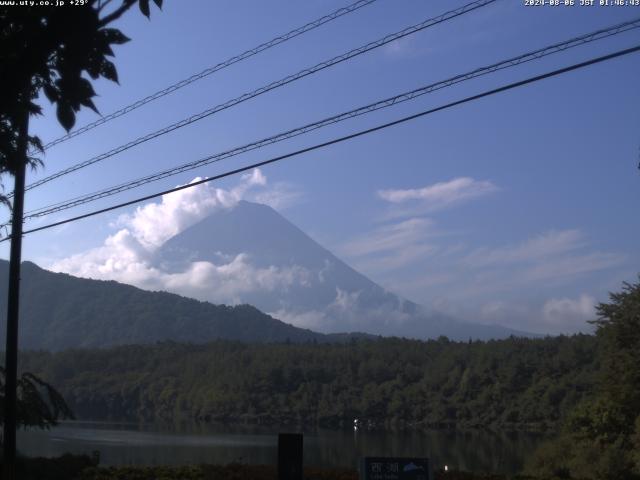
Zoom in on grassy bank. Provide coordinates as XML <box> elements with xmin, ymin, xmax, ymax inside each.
<box><xmin>75</xmin><ymin>466</ymin><xmax>573</xmax><ymax>480</ymax></box>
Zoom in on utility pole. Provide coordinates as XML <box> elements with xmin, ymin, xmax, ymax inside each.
<box><xmin>3</xmin><ymin>87</ymin><xmax>30</xmax><ymax>480</ymax></box>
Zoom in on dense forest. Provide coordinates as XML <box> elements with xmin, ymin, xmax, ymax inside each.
<box><xmin>10</xmin><ymin>279</ymin><xmax>640</xmax><ymax>479</ymax></box>
<box><xmin>19</xmin><ymin>334</ymin><xmax>598</xmax><ymax>431</ymax></box>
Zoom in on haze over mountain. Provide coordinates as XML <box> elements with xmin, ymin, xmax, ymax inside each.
<box><xmin>0</xmin><ymin>256</ymin><xmax>524</xmax><ymax>351</ymax></box>
<box><xmin>150</xmin><ymin>200</ymin><xmax>529</xmax><ymax>340</ymax></box>
<box><xmin>0</xmin><ymin>260</ymin><xmax>371</xmax><ymax>350</ymax></box>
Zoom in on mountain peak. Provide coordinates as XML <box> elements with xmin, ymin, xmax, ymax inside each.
<box><xmin>152</xmin><ymin>201</ymin><xmax>531</xmax><ymax>340</ymax></box>
<box><xmin>158</xmin><ymin>200</ymin><xmax>333</xmax><ymax>271</ymax></box>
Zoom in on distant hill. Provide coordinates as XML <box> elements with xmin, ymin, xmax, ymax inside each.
<box><xmin>0</xmin><ymin>260</ymin><xmax>359</xmax><ymax>350</ymax></box>
<box><xmin>154</xmin><ymin>200</ymin><xmax>532</xmax><ymax>340</ymax></box>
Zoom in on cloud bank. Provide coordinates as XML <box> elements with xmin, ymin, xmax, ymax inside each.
<box><xmin>335</xmin><ymin>174</ymin><xmax>624</xmax><ymax>334</ymax></box>
<box><xmin>542</xmin><ymin>294</ymin><xmax>597</xmax><ymax>329</ymax></box>
<box><xmin>50</xmin><ymin>170</ymin><xmax>310</xmax><ymax>306</ymax></box>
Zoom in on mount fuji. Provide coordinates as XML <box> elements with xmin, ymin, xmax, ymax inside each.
<box><xmin>151</xmin><ymin>200</ymin><xmax>529</xmax><ymax>340</ymax></box>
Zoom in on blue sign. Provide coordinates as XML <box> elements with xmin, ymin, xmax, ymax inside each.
<box><xmin>361</xmin><ymin>457</ymin><xmax>432</xmax><ymax>480</ymax></box>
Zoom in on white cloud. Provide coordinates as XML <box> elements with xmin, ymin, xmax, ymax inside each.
<box><xmin>338</xmin><ymin>215</ymin><xmax>471</xmax><ymax>277</ymax></box>
<box><xmin>458</xmin><ymin>230</ymin><xmax>624</xmax><ymax>290</ymax></box>
<box><xmin>268</xmin><ymin>287</ymin><xmax>413</xmax><ymax>334</ymax></box>
<box><xmin>377</xmin><ymin>177</ymin><xmax>497</xmax><ymax>212</ymax></box>
<box><xmin>53</xmin><ymin>249</ymin><xmax>310</xmax><ymax>306</ymax></box>
<box><xmin>479</xmin><ymin>295</ymin><xmax>598</xmax><ymax>334</ymax></box>
<box><xmin>251</xmin><ymin>181</ymin><xmax>302</xmax><ymax>210</ymax></box>
<box><xmin>383</xmin><ymin>37</ymin><xmax>415</xmax><ymax>57</ymax></box>
<box><xmin>462</xmin><ymin>230</ymin><xmax>586</xmax><ymax>268</ymax></box>
<box><xmin>341</xmin><ymin>218</ymin><xmax>433</xmax><ymax>257</ymax></box>
<box><xmin>542</xmin><ymin>294</ymin><xmax>596</xmax><ymax>327</ymax></box>
<box><xmin>373</xmin><ymin>226</ymin><xmax>624</xmax><ymax>332</ymax></box>
<box><xmin>49</xmin><ymin>170</ymin><xmax>310</xmax><ymax>305</ymax></box>
<box><xmin>331</xmin><ymin>287</ymin><xmax>361</xmax><ymax>311</ymax></box>
<box><xmin>352</xmin><ymin>243</ymin><xmax>437</xmax><ymax>273</ymax></box>
<box><xmin>118</xmin><ymin>171</ymin><xmax>267</xmax><ymax>250</ymax></box>
<box><xmin>160</xmin><ymin>256</ymin><xmax>310</xmax><ymax>305</ymax></box>
<box><xmin>268</xmin><ymin>309</ymin><xmax>329</xmax><ymax>331</ymax></box>
<box><xmin>523</xmin><ymin>252</ymin><xmax>624</xmax><ymax>283</ymax></box>
<box><xmin>383</xmin><ymin>35</ymin><xmax>433</xmax><ymax>59</ymax></box>
<box><xmin>339</xmin><ymin>218</ymin><xmax>436</xmax><ymax>274</ymax></box>
<box><xmin>425</xmin><ymin>295</ymin><xmax>597</xmax><ymax>335</ymax></box>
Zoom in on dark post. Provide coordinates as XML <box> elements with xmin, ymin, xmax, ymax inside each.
<box><xmin>278</xmin><ymin>433</ymin><xmax>303</xmax><ymax>480</ymax></box>
<box><xmin>3</xmin><ymin>89</ymin><xmax>30</xmax><ymax>480</ymax></box>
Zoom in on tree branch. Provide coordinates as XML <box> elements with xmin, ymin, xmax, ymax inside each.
<box><xmin>98</xmin><ymin>0</ymin><xmax>116</xmax><ymax>13</ymax></box>
<box><xmin>98</xmin><ymin>0</ymin><xmax>137</xmax><ymax>27</ymax></box>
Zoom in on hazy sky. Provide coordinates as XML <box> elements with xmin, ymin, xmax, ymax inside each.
<box><xmin>2</xmin><ymin>0</ymin><xmax>639</xmax><ymax>334</ymax></box>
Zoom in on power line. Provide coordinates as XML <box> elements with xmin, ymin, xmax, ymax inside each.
<box><xmin>18</xmin><ymin>0</ymin><xmax>497</xmax><ymax>196</ymax></box>
<box><xmin>22</xmin><ymin>17</ymin><xmax>640</xmax><ymax>220</ymax></box>
<box><xmin>5</xmin><ymin>43</ymin><xmax>638</xmax><ymax>242</ymax></box>
<box><xmin>38</xmin><ymin>0</ymin><xmax>381</xmax><ymax>152</ymax></box>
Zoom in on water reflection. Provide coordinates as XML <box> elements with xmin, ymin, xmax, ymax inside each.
<box><xmin>17</xmin><ymin>422</ymin><xmax>546</xmax><ymax>474</ymax></box>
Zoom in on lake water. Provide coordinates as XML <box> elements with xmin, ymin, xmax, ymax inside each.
<box><xmin>17</xmin><ymin>422</ymin><xmax>547</xmax><ymax>474</ymax></box>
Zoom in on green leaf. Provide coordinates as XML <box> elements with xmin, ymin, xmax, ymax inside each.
<box><xmin>43</xmin><ymin>83</ymin><xmax>59</xmax><ymax>103</ymax></box>
<box><xmin>56</xmin><ymin>103</ymin><xmax>75</xmax><ymax>131</ymax></box>
<box><xmin>102</xmin><ymin>42</ymin><xmax>115</xmax><ymax>57</ymax></box>
<box><xmin>139</xmin><ymin>0</ymin><xmax>150</xmax><ymax>18</ymax></box>
<box><xmin>28</xmin><ymin>102</ymin><xmax>43</xmax><ymax>116</ymax></box>
<box><xmin>80</xmin><ymin>97</ymin><xmax>99</xmax><ymax>114</ymax></box>
<box><xmin>100</xmin><ymin>60</ymin><xmax>119</xmax><ymax>84</ymax></box>
<box><xmin>28</xmin><ymin>135</ymin><xmax>44</xmax><ymax>154</ymax></box>
<box><xmin>77</xmin><ymin>77</ymin><xmax>97</xmax><ymax>99</ymax></box>
<box><xmin>86</xmin><ymin>53</ymin><xmax>102</xmax><ymax>79</ymax></box>
<box><xmin>102</xmin><ymin>28</ymin><xmax>130</xmax><ymax>45</ymax></box>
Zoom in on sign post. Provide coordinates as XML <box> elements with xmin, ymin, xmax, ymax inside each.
<box><xmin>278</xmin><ymin>433</ymin><xmax>303</xmax><ymax>480</ymax></box>
<box><xmin>361</xmin><ymin>457</ymin><xmax>432</xmax><ymax>480</ymax></box>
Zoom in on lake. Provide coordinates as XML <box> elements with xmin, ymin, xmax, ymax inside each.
<box><xmin>17</xmin><ymin>422</ymin><xmax>547</xmax><ymax>474</ymax></box>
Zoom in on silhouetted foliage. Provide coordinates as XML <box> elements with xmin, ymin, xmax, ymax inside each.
<box><xmin>525</xmin><ymin>278</ymin><xmax>640</xmax><ymax>479</ymax></box>
<box><xmin>0</xmin><ymin>0</ymin><xmax>161</xmax><ymax>440</ymax></box>
<box><xmin>0</xmin><ymin>0</ymin><xmax>162</xmax><ymax>198</ymax></box>
<box><xmin>0</xmin><ymin>367</ymin><xmax>73</xmax><ymax>430</ymax></box>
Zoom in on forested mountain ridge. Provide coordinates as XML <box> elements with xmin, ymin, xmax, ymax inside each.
<box><xmin>19</xmin><ymin>335</ymin><xmax>598</xmax><ymax>431</ymax></box>
<box><xmin>0</xmin><ymin>260</ymin><xmax>355</xmax><ymax>350</ymax></box>
<box><xmin>0</xmin><ymin>258</ymin><xmax>523</xmax><ymax>350</ymax></box>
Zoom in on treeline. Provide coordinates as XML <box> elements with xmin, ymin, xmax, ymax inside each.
<box><xmin>19</xmin><ymin>334</ymin><xmax>598</xmax><ymax>431</ymax></box>
<box><xmin>524</xmin><ymin>279</ymin><xmax>640</xmax><ymax>479</ymax></box>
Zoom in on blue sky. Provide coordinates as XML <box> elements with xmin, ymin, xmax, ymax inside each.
<box><xmin>2</xmin><ymin>0</ymin><xmax>639</xmax><ymax>334</ymax></box>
